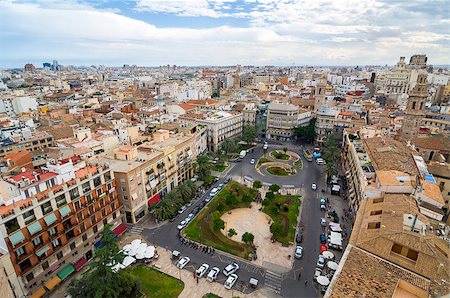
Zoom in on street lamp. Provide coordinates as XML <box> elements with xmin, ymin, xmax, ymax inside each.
<box><xmin>152</xmin><ymin>232</ymin><xmax>156</xmax><ymax>246</ymax></box>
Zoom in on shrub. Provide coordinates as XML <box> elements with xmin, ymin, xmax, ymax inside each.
<box><xmin>269</xmin><ymin>184</ymin><xmax>280</xmax><ymax>193</ymax></box>
<box><xmin>242</xmin><ymin>195</ymin><xmax>252</xmax><ymax>203</ymax></box>
<box><xmin>282</xmin><ymin>204</ymin><xmax>289</xmax><ymax>212</ymax></box>
<box><xmin>253</xmin><ymin>180</ymin><xmax>262</xmax><ymax>189</ymax></box>
<box><xmin>216</xmin><ymin>202</ymin><xmax>225</xmax><ymax>212</ymax></box>
<box><xmin>265</xmin><ymin>192</ymin><xmax>275</xmax><ymax>200</ymax></box>
<box><xmin>270</xmin><ymin>222</ymin><xmax>282</xmax><ymax>235</ymax></box>
<box><xmin>270</xmin><ymin>205</ymin><xmax>279</xmax><ymax>214</ymax></box>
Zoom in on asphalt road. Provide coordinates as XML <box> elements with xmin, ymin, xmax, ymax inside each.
<box><xmin>141</xmin><ymin>143</ymin><xmax>327</xmax><ymax>297</ymax></box>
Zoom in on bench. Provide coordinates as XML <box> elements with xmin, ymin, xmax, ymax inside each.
<box><xmin>153</xmin><ymin>264</ymin><xmax>161</xmax><ymax>269</ymax></box>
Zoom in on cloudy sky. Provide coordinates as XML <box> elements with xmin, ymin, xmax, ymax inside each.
<box><xmin>0</xmin><ymin>0</ymin><xmax>449</xmax><ymax>67</ymax></box>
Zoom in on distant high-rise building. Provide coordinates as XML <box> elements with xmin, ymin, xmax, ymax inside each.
<box><xmin>400</xmin><ymin>72</ymin><xmax>428</xmax><ymax>141</ymax></box>
<box><xmin>409</xmin><ymin>54</ymin><xmax>428</xmax><ymax>69</ymax></box>
<box><xmin>42</xmin><ymin>62</ymin><xmax>51</xmax><ymax>68</ymax></box>
<box><xmin>24</xmin><ymin>64</ymin><xmax>35</xmax><ymax>73</ymax></box>
<box><xmin>52</xmin><ymin>60</ymin><xmax>58</xmax><ymax>71</ymax></box>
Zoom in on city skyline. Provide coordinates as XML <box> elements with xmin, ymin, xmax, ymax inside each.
<box><xmin>1</xmin><ymin>0</ymin><xmax>449</xmax><ymax>68</ymax></box>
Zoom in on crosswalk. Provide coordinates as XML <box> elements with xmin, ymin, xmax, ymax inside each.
<box><xmin>127</xmin><ymin>226</ymin><xmax>144</xmax><ymax>234</ymax></box>
<box><xmin>265</xmin><ymin>271</ymin><xmax>283</xmax><ymax>294</ymax></box>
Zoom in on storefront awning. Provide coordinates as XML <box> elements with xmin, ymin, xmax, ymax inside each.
<box><xmin>73</xmin><ymin>257</ymin><xmax>88</xmax><ymax>271</ymax></box>
<box><xmin>148</xmin><ymin>193</ymin><xmax>161</xmax><ymax>207</ymax></box>
<box><xmin>112</xmin><ymin>223</ymin><xmax>127</xmax><ymax>237</ymax></box>
<box><xmin>9</xmin><ymin>230</ymin><xmax>25</xmax><ymax>246</ymax></box>
<box><xmin>44</xmin><ymin>276</ymin><xmax>61</xmax><ymax>290</ymax></box>
<box><xmin>30</xmin><ymin>287</ymin><xmax>46</xmax><ymax>298</ymax></box>
<box><xmin>28</xmin><ymin>221</ymin><xmax>43</xmax><ymax>236</ymax></box>
<box><xmin>57</xmin><ymin>264</ymin><xmax>75</xmax><ymax>280</ymax></box>
<box><xmin>44</xmin><ymin>213</ymin><xmax>57</xmax><ymax>226</ymax></box>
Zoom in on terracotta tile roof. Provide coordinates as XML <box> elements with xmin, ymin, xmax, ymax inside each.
<box><xmin>421</xmin><ymin>181</ymin><xmax>445</xmax><ymax>205</ymax></box>
<box><xmin>3</xmin><ymin>150</ymin><xmax>30</xmax><ymax>161</ymax></box>
<box><xmin>177</xmin><ymin>103</ymin><xmax>196</xmax><ymax>111</ymax></box>
<box><xmin>413</xmin><ymin>136</ymin><xmax>450</xmax><ymax>152</ymax></box>
<box><xmin>363</xmin><ymin>137</ymin><xmax>418</xmax><ymax>175</ymax></box>
<box><xmin>186</xmin><ymin>99</ymin><xmax>219</xmax><ymax>106</ymax></box>
<box><xmin>376</xmin><ymin>170</ymin><xmax>414</xmax><ymax>187</ymax></box>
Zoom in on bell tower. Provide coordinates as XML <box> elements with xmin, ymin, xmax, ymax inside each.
<box><xmin>314</xmin><ymin>81</ymin><xmax>326</xmax><ymax>114</ymax></box>
<box><xmin>400</xmin><ymin>72</ymin><xmax>428</xmax><ymax>141</ymax></box>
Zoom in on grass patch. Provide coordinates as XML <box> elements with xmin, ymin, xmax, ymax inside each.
<box><xmin>126</xmin><ymin>266</ymin><xmax>184</xmax><ymax>298</ymax></box>
<box><xmin>203</xmin><ymin>294</ymin><xmax>222</xmax><ymax>298</ymax></box>
<box><xmin>212</xmin><ymin>164</ymin><xmax>227</xmax><ymax>172</ymax></box>
<box><xmin>271</xmin><ymin>151</ymin><xmax>290</xmax><ymax>160</ymax></box>
<box><xmin>294</xmin><ymin>160</ymin><xmax>303</xmax><ymax>168</ymax></box>
<box><xmin>267</xmin><ymin>166</ymin><xmax>291</xmax><ymax>176</ymax></box>
<box><xmin>257</xmin><ymin>157</ymin><xmax>271</xmax><ymax>167</ymax></box>
<box><xmin>263</xmin><ymin>194</ymin><xmax>300</xmax><ymax>245</ymax></box>
<box><xmin>184</xmin><ymin>181</ymin><xmax>257</xmax><ymax>259</ymax></box>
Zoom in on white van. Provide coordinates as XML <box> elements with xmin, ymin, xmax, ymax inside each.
<box><xmin>316</xmin><ymin>158</ymin><xmax>324</xmax><ymax>165</ymax></box>
<box><xmin>239</xmin><ymin>150</ymin><xmax>247</xmax><ymax>159</ymax></box>
<box><xmin>210</xmin><ymin>188</ymin><xmax>219</xmax><ymax>197</ymax></box>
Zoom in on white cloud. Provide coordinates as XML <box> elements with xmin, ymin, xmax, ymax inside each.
<box><xmin>135</xmin><ymin>0</ymin><xmax>237</xmax><ymax>18</ymax></box>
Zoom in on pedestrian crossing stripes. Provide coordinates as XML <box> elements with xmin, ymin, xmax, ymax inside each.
<box><xmin>128</xmin><ymin>226</ymin><xmax>144</xmax><ymax>234</ymax></box>
<box><xmin>265</xmin><ymin>271</ymin><xmax>283</xmax><ymax>294</ymax></box>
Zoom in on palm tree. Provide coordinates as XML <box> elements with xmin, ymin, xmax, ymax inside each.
<box><xmin>178</xmin><ymin>182</ymin><xmax>194</xmax><ymax>203</ymax></box>
<box><xmin>150</xmin><ymin>199</ymin><xmax>174</xmax><ymax>220</ymax></box>
<box><xmin>195</xmin><ymin>154</ymin><xmax>211</xmax><ymax>181</ymax></box>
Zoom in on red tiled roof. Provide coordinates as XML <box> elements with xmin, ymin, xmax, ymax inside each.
<box><xmin>177</xmin><ymin>103</ymin><xmax>196</xmax><ymax>111</ymax></box>
<box><xmin>7</xmin><ymin>170</ymin><xmax>57</xmax><ymax>183</ymax></box>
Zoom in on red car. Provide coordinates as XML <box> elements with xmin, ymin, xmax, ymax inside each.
<box><xmin>320</xmin><ymin>244</ymin><xmax>327</xmax><ymax>253</ymax></box>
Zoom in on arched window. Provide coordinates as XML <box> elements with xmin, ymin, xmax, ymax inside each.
<box><xmin>412</xmin><ymin>102</ymin><xmax>416</xmax><ymax>110</ymax></box>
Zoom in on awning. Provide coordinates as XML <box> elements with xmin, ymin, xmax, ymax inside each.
<box><xmin>28</xmin><ymin>221</ymin><xmax>43</xmax><ymax>236</ymax></box>
<box><xmin>9</xmin><ymin>230</ymin><xmax>25</xmax><ymax>246</ymax></box>
<box><xmin>57</xmin><ymin>264</ymin><xmax>75</xmax><ymax>280</ymax></box>
<box><xmin>112</xmin><ymin>223</ymin><xmax>127</xmax><ymax>236</ymax></box>
<box><xmin>29</xmin><ymin>287</ymin><xmax>46</xmax><ymax>298</ymax></box>
<box><xmin>36</xmin><ymin>245</ymin><xmax>50</xmax><ymax>257</ymax></box>
<box><xmin>148</xmin><ymin>193</ymin><xmax>161</xmax><ymax>207</ymax></box>
<box><xmin>59</xmin><ymin>205</ymin><xmax>71</xmax><ymax>218</ymax></box>
<box><xmin>44</xmin><ymin>213</ymin><xmax>57</xmax><ymax>226</ymax></box>
<box><xmin>44</xmin><ymin>276</ymin><xmax>61</xmax><ymax>290</ymax></box>
<box><xmin>73</xmin><ymin>257</ymin><xmax>88</xmax><ymax>271</ymax></box>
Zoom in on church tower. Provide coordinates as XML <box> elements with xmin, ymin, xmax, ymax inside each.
<box><xmin>400</xmin><ymin>72</ymin><xmax>428</xmax><ymax>141</ymax></box>
<box><xmin>313</xmin><ymin>81</ymin><xmax>326</xmax><ymax>114</ymax></box>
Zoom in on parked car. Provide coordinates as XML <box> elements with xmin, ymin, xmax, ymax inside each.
<box><xmin>320</xmin><ymin>233</ymin><xmax>327</xmax><ymax>244</ymax></box>
<box><xmin>169</xmin><ymin>215</ymin><xmax>177</xmax><ymax>222</ymax></box>
<box><xmin>320</xmin><ymin>218</ymin><xmax>327</xmax><ymax>226</ymax></box>
<box><xmin>210</xmin><ymin>188</ymin><xmax>219</xmax><ymax>197</ymax></box>
<box><xmin>177</xmin><ymin>220</ymin><xmax>187</xmax><ymax>230</ymax></box>
<box><xmin>204</xmin><ymin>196</ymin><xmax>212</xmax><ymax>203</ymax></box>
<box><xmin>224</xmin><ymin>177</ymin><xmax>231</xmax><ymax>184</ymax></box>
<box><xmin>187</xmin><ymin>213</ymin><xmax>194</xmax><ymax>221</ymax></box>
<box><xmin>312</xmin><ymin>183</ymin><xmax>317</xmax><ymax>190</ymax></box>
<box><xmin>223</xmin><ymin>263</ymin><xmax>239</xmax><ymax>276</ymax></box>
<box><xmin>263</xmin><ymin>144</ymin><xmax>268</xmax><ymax>150</ymax></box>
<box><xmin>250</xmin><ymin>158</ymin><xmax>255</xmax><ymax>164</ymax></box>
<box><xmin>206</xmin><ymin>267</ymin><xmax>220</xmax><ymax>282</ymax></box>
<box><xmin>178</xmin><ymin>206</ymin><xmax>187</xmax><ymax>214</ymax></box>
<box><xmin>218</xmin><ymin>183</ymin><xmax>224</xmax><ymax>190</ymax></box>
<box><xmin>214</xmin><ymin>176</ymin><xmax>220</xmax><ymax>182</ymax></box>
<box><xmin>316</xmin><ymin>255</ymin><xmax>325</xmax><ymax>268</ymax></box>
<box><xmin>196</xmin><ymin>263</ymin><xmax>210</xmax><ymax>278</ymax></box>
<box><xmin>224</xmin><ymin>274</ymin><xmax>238</xmax><ymax>289</ymax></box>
<box><xmin>177</xmin><ymin>257</ymin><xmax>190</xmax><ymax>269</ymax></box>
<box><xmin>296</xmin><ymin>232</ymin><xmax>303</xmax><ymax>243</ymax></box>
<box><xmin>314</xmin><ymin>268</ymin><xmax>322</xmax><ymax>280</ymax></box>
<box><xmin>320</xmin><ymin>244</ymin><xmax>327</xmax><ymax>253</ymax></box>
<box><xmin>200</xmin><ymin>201</ymin><xmax>206</xmax><ymax>208</ymax></box>
<box><xmin>294</xmin><ymin>246</ymin><xmax>303</xmax><ymax>259</ymax></box>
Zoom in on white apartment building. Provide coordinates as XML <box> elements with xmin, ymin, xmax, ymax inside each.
<box><xmin>266</xmin><ymin>102</ymin><xmax>311</xmax><ymax>141</ymax></box>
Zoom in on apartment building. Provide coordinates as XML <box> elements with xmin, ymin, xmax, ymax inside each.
<box><xmin>99</xmin><ymin>129</ymin><xmax>197</xmax><ymax>224</ymax></box>
<box><xmin>0</xmin><ymin>131</ymin><xmax>54</xmax><ymax>159</ymax></box>
<box><xmin>266</xmin><ymin>102</ymin><xmax>311</xmax><ymax>141</ymax></box>
<box><xmin>0</xmin><ymin>158</ymin><xmax>122</xmax><ymax>298</ymax></box>
<box><xmin>179</xmin><ymin>110</ymin><xmax>242</xmax><ymax>151</ymax></box>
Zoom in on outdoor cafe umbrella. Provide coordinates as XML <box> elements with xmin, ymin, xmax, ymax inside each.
<box><xmin>123</xmin><ymin>244</ymin><xmax>132</xmax><ymax>252</ymax></box>
<box><xmin>322</xmin><ymin>250</ymin><xmax>334</xmax><ymax>260</ymax></box>
<box><xmin>122</xmin><ymin>256</ymin><xmax>136</xmax><ymax>267</ymax></box>
<box><xmin>144</xmin><ymin>246</ymin><xmax>155</xmax><ymax>259</ymax></box>
<box><xmin>128</xmin><ymin>248</ymin><xmax>137</xmax><ymax>257</ymax></box>
<box><xmin>131</xmin><ymin>239</ymin><xmax>141</xmax><ymax>246</ymax></box>
<box><xmin>327</xmin><ymin>261</ymin><xmax>338</xmax><ymax>271</ymax></box>
<box><xmin>317</xmin><ymin>276</ymin><xmax>330</xmax><ymax>286</ymax></box>
<box><xmin>137</xmin><ymin>243</ymin><xmax>147</xmax><ymax>255</ymax></box>
<box><xmin>135</xmin><ymin>253</ymin><xmax>145</xmax><ymax>260</ymax></box>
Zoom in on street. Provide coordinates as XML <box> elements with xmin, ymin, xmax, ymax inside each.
<box><xmin>138</xmin><ymin>143</ymin><xmax>347</xmax><ymax>298</ymax></box>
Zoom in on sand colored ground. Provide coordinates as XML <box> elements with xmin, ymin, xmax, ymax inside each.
<box><xmin>220</xmin><ymin>203</ymin><xmax>293</xmax><ymax>269</ymax></box>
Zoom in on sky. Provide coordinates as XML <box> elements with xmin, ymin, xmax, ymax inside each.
<box><xmin>0</xmin><ymin>0</ymin><xmax>449</xmax><ymax>67</ymax></box>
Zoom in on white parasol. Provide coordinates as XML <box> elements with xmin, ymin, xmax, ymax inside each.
<box><xmin>112</xmin><ymin>263</ymin><xmax>125</xmax><ymax>273</ymax></box>
<box><xmin>128</xmin><ymin>248</ymin><xmax>137</xmax><ymax>257</ymax></box>
<box><xmin>123</xmin><ymin>244</ymin><xmax>132</xmax><ymax>252</ymax></box>
<box><xmin>131</xmin><ymin>239</ymin><xmax>141</xmax><ymax>246</ymax></box>
<box><xmin>327</xmin><ymin>261</ymin><xmax>338</xmax><ymax>271</ymax></box>
<box><xmin>144</xmin><ymin>246</ymin><xmax>155</xmax><ymax>259</ymax></box>
<box><xmin>135</xmin><ymin>253</ymin><xmax>145</xmax><ymax>260</ymax></box>
<box><xmin>322</xmin><ymin>250</ymin><xmax>334</xmax><ymax>260</ymax></box>
<box><xmin>122</xmin><ymin>256</ymin><xmax>136</xmax><ymax>267</ymax></box>
<box><xmin>137</xmin><ymin>243</ymin><xmax>148</xmax><ymax>254</ymax></box>
<box><xmin>317</xmin><ymin>276</ymin><xmax>330</xmax><ymax>286</ymax></box>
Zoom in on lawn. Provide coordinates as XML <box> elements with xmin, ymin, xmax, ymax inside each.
<box><xmin>257</xmin><ymin>157</ymin><xmax>271</xmax><ymax>167</ymax></box>
<box><xmin>263</xmin><ymin>194</ymin><xmax>300</xmax><ymax>245</ymax></box>
<box><xmin>212</xmin><ymin>163</ymin><xmax>227</xmax><ymax>172</ymax></box>
<box><xmin>203</xmin><ymin>294</ymin><xmax>221</xmax><ymax>298</ymax></box>
<box><xmin>126</xmin><ymin>265</ymin><xmax>184</xmax><ymax>298</ymax></box>
<box><xmin>294</xmin><ymin>160</ymin><xmax>303</xmax><ymax>168</ymax></box>
<box><xmin>267</xmin><ymin>166</ymin><xmax>291</xmax><ymax>176</ymax></box>
<box><xmin>271</xmin><ymin>151</ymin><xmax>290</xmax><ymax>160</ymax></box>
<box><xmin>184</xmin><ymin>181</ymin><xmax>257</xmax><ymax>259</ymax></box>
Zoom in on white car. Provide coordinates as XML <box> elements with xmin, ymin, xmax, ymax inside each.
<box><xmin>210</xmin><ymin>188</ymin><xmax>219</xmax><ymax>197</ymax></box>
<box><xmin>177</xmin><ymin>220</ymin><xmax>187</xmax><ymax>230</ymax></box>
<box><xmin>263</xmin><ymin>144</ymin><xmax>268</xmax><ymax>150</ymax></box>
<box><xmin>178</xmin><ymin>206</ymin><xmax>187</xmax><ymax>214</ymax></box>
<box><xmin>223</xmin><ymin>262</ymin><xmax>239</xmax><ymax>276</ymax></box>
<box><xmin>176</xmin><ymin>257</ymin><xmax>190</xmax><ymax>269</ymax></box>
<box><xmin>320</xmin><ymin>218</ymin><xmax>327</xmax><ymax>226</ymax></box>
<box><xmin>187</xmin><ymin>213</ymin><xmax>194</xmax><ymax>221</ymax></box>
<box><xmin>224</xmin><ymin>274</ymin><xmax>238</xmax><ymax>289</ymax></box>
<box><xmin>250</xmin><ymin>158</ymin><xmax>255</xmax><ymax>164</ymax></box>
<box><xmin>312</xmin><ymin>183</ymin><xmax>317</xmax><ymax>190</ymax></box>
<box><xmin>206</xmin><ymin>267</ymin><xmax>220</xmax><ymax>282</ymax></box>
<box><xmin>196</xmin><ymin>263</ymin><xmax>210</xmax><ymax>278</ymax></box>
<box><xmin>294</xmin><ymin>246</ymin><xmax>303</xmax><ymax>259</ymax></box>
<box><xmin>316</xmin><ymin>255</ymin><xmax>325</xmax><ymax>268</ymax></box>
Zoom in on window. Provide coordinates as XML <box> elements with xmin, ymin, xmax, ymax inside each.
<box><xmin>41</xmin><ymin>201</ymin><xmax>53</xmax><ymax>215</ymax></box>
<box><xmin>5</xmin><ymin>218</ymin><xmax>20</xmax><ymax>234</ymax></box>
<box><xmin>52</xmin><ymin>238</ymin><xmax>61</xmax><ymax>248</ymax></box>
<box><xmin>26</xmin><ymin>272</ymin><xmax>34</xmax><ymax>282</ymax></box>
<box><xmin>82</xmin><ymin>234</ymin><xmax>87</xmax><ymax>241</ymax></box>
<box><xmin>112</xmin><ymin>212</ymin><xmax>117</xmax><ymax>220</ymax></box>
<box><xmin>368</xmin><ymin>222</ymin><xmax>381</xmax><ymax>229</ymax></box>
<box><xmin>70</xmin><ymin>242</ymin><xmax>76</xmax><ymax>250</ymax></box>
<box><xmin>49</xmin><ymin>227</ymin><xmax>57</xmax><ymax>236</ymax></box>
<box><xmin>122</xmin><ymin>187</ymin><xmax>127</xmax><ymax>192</ymax></box>
<box><xmin>15</xmin><ymin>246</ymin><xmax>25</xmax><ymax>257</ymax></box>
<box><xmin>42</xmin><ymin>261</ymin><xmax>49</xmax><ymax>270</ymax></box>
<box><xmin>32</xmin><ymin>236</ymin><xmax>42</xmax><ymax>246</ymax></box>
<box><xmin>373</xmin><ymin>197</ymin><xmax>384</xmax><ymax>204</ymax></box>
<box><xmin>391</xmin><ymin>243</ymin><xmax>403</xmax><ymax>254</ymax></box>
<box><xmin>97</xmin><ymin>189</ymin><xmax>102</xmax><ymax>197</ymax></box>
<box><xmin>93</xmin><ymin>225</ymin><xmax>98</xmax><ymax>233</ymax></box>
<box><xmin>23</xmin><ymin>210</ymin><xmax>36</xmax><ymax>225</ymax></box>
<box><xmin>56</xmin><ymin>251</ymin><xmax>63</xmax><ymax>260</ymax></box>
<box><xmin>407</xmin><ymin>249</ymin><xmax>418</xmax><ymax>261</ymax></box>
<box><xmin>370</xmin><ymin>210</ymin><xmax>382</xmax><ymax>216</ymax></box>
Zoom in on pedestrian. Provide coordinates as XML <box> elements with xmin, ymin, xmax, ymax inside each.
<box><xmin>304</xmin><ymin>280</ymin><xmax>308</xmax><ymax>285</ymax></box>
<box><xmin>298</xmin><ymin>273</ymin><xmax>301</xmax><ymax>280</ymax></box>
<box><xmin>193</xmin><ymin>271</ymin><xmax>195</xmax><ymax>279</ymax></box>
<box><xmin>196</xmin><ymin>276</ymin><xmax>199</xmax><ymax>284</ymax></box>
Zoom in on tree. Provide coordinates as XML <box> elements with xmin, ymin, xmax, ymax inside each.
<box><xmin>270</xmin><ymin>222</ymin><xmax>282</xmax><ymax>236</ymax></box>
<box><xmin>283</xmin><ymin>147</ymin><xmax>288</xmax><ymax>153</ymax></box>
<box><xmin>220</xmin><ymin>138</ymin><xmax>238</xmax><ymax>154</ymax></box>
<box><xmin>150</xmin><ymin>197</ymin><xmax>176</xmax><ymax>220</ymax></box>
<box><xmin>228</xmin><ymin>228</ymin><xmax>237</xmax><ymax>238</ymax></box>
<box><xmin>269</xmin><ymin>184</ymin><xmax>280</xmax><ymax>193</ymax></box>
<box><xmin>241</xmin><ymin>232</ymin><xmax>255</xmax><ymax>244</ymax></box>
<box><xmin>322</xmin><ymin>132</ymin><xmax>339</xmax><ymax>179</ymax></box>
<box><xmin>294</xmin><ymin>118</ymin><xmax>316</xmax><ymax>143</ymax></box>
<box><xmin>253</xmin><ymin>180</ymin><xmax>262</xmax><ymax>189</ymax></box>
<box><xmin>67</xmin><ymin>225</ymin><xmax>140</xmax><ymax>298</ymax></box>
<box><xmin>242</xmin><ymin>125</ymin><xmax>257</xmax><ymax>144</ymax></box>
<box><xmin>211</xmin><ymin>211</ymin><xmax>225</xmax><ymax>231</ymax></box>
<box><xmin>195</xmin><ymin>154</ymin><xmax>212</xmax><ymax>181</ymax></box>
<box><xmin>265</xmin><ymin>191</ymin><xmax>275</xmax><ymax>200</ymax></box>
<box><xmin>178</xmin><ymin>182</ymin><xmax>194</xmax><ymax>203</ymax></box>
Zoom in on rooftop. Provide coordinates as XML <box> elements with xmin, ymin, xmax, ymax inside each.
<box><xmin>376</xmin><ymin>170</ymin><xmax>414</xmax><ymax>188</ymax></box>
<box><xmin>413</xmin><ymin>136</ymin><xmax>450</xmax><ymax>152</ymax></box>
<box><xmin>421</xmin><ymin>181</ymin><xmax>445</xmax><ymax>205</ymax></box>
